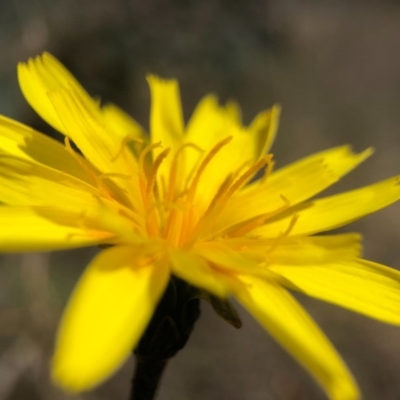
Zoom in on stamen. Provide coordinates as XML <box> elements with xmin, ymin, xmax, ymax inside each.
<box><xmin>167</xmin><ymin>143</ymin><xmax>204</xmax><ymax>202</ymax></box>
<box><xmin>64</xmin><ymin>137</ymin><xmax>98</xmax><ymax>183</ymax></box>
<box><xmin>97</xmin><ymin>172</ymin><xmax>133</xmax><ymax>182</ymax></box>
<box><xmin>187</xmin><ymin>136</ymin><xmax>232</xmax><ymax>202</ymax></box>
<box><xmin>162</xmin><ymin>199</ymin><xmax>185</xmax><ymax>241</ymax></box>
<box><xmin>191</xmin><ymin>155</ymin><xmax>273</xmax><ymax>242</ymax></box>
<box><xmin>165</xmin><ymin>208</ymin><xmax>184</xmax><ymax>246</ymax></box>
<box><xmin>148</xmin><ymin>200</ymin><xmax>188</xmax><ymax>215</ymax></box>
<box><xmin>261</xmin><ymin>158</ymin><xmax>275</xmax><ymax>184</ymax></box>
<box><xmin>138</xmin><ymin>142</ymin><xmax>162</xmax><ymax>199</ymax></box>
<box><xmin>90</xmin><ymin>192</ymin><xmax>144</xmax><ymax>234</ymax></box>
<box><xmin>137</xmin><ymin>143</ymin><xmax>172</xmax><ymax>237</ymax></box>
<box><xmin>118</xmin><ymin>209</ymin><xmax>144</xmax><ymax>233</ymax></box>
<box><xmin>64</xmin><ymin>135</ymin><xmax>74</xmax><ymax>152</ymax></box>
<box><xmin>64</xmin><ymin>207</ymin><xmax>117</xmax><ymax>243</ymax></box>
<box><xmin>147</xmin><ymin>148</ymin><xmax>170</xmax><ymax>196</ymax></box>
<box><xmin>232</xmin><ymin>160</ymin><xmax>253</xmax><ymax>180</ymax></box>
<box><xmin>265</xmin><ymin>214</ymin><xmax>299</xmax><ymax>255</ymax></box>
<box><xmin>139</xmin><ymin>142</ymin><xmax>162</xmax><ymax>173</ymax></box>
<box><xmin>97</xmin><ymin>171</ymin><xmax>145</xmax><ymax>212</ymax></box>
<box><xmin>90</xmin><ymin>172</ymin><xmax>132</xmax><ymax>205</ymax></box>
<box><xmin>160</xmin><ymin>176</ymin><xmax>168</xmax><ymax>200</ymax></box>
<box><xmin>65</xmin><ymin>137</ymin><xmax>127</xmax><ymax>205</ymax></box>
<box><xmin>110</xmin><ymin>134</ymin><xmax>144</xmax><ymax>162</ymax></box>
<box><xmin>205</xmin><ymin>174</ymin><xmax>235</xmax><ymax>212</ymax></box>
<box><xmin>224</xmin><ymin>155</ymin><xmax>272</xmax><ymax>201</ymax></box>
<box><xmin>227</xmin><ymin>195</ymin><xmax>290</xmax><ymax>238</ymax></box>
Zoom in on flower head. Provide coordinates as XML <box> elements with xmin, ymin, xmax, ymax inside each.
<box><xmin>1</xmin><ymin>52</ymin><xmax>400</xmax><ymax>399</ymax></box>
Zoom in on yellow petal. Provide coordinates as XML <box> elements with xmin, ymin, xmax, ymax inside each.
<box><xmin>18</xmin><ymin>53</ymin><xmax>140</xmax><ymax>204</ymax></box>
<box><xmin>265</xmin><ymin>146</ymin><xmax>373</xmax><ymax>205</ymax></box>
<box><xmin>0</xmin><ymin>154</ymin><xmax>144</xmax><ymax>245</ymax></box>
<box><xmin>194</xmin><ymin>241</ymin><xmax>264</xmax><ymax>275</ymax></box>
<box><xmin>101</xmin><ymin>103</ymin><xmax>146</xmax><ymax>143</ymax></box>
<box><xmin>234</xmin><ymin>276</ymin><xmax>359</xmax><ymax>400</ymax></box>
<box><xmin>146</xmin><ymin>76</ymin><xmax>184</xmax><ymax>185</ymax></box>
<box><xmin>95</xmin><ymin>202</ymin><xmax>146</xmax><ymax>244</ymax></box>
<box><xmin>224</xmin><ymin>100</ymin><xmax>242</xmax><ymax>123</ymax></box>
<box><xmin>270</xmin><ymin>258</ymin><xmax>400</xmax><ymax>325</ymax></box>
<box><xmin>147</xmin><ymin>75</ymin><xmax>184</xmax><ymax>147</ymax></box>
<box><xmin>0</xmin><ymin>155</ymin><xmax>143</xmax><ymax>246</ymax></box>
<box><xmin>183</xmin><ymin>94</ymin><xmax>226</xmax><ymax>176</ymax></box>
<box><xmin>248</xmin><ymin>104</ymin><xmax>280</xmax><ymax>157</ymax></box>
<box><xmin>213</xmin><ymin>146</ymin><xmax>372</xmax><ymax>236</ymax></box>
<box><xmin>180</xmin><ymin>95</ymin><xmax>227</xmax><ymax>200</ymax></box>
<box><xmin>48</xmin><ymin>87</ymin><xmax>141</xmax><ymax>207</ymax></box>
<box><xmin>18</xmin><ymin>52</ymin><xmax>93</xmax><ymax>135</ymax></box>
<box><xmin>0</xmin><ymin>115</ymin><xmax>91</xmax><ymax>183</ymax></box>
<box><xmin>257</xmin><ymin>175</ymin><xmax>400</xmax><ymax>237</ymax></box>
<box><xmin>184</xmin><ymin>129</ymin><xmax>244</xmax><ymax>210</ymax></box>
<box><xmin>170</xmin><ymin>250</ymin><xmax>230</xmax><ymax>298</ymax></box>
<box><xmin>183</xmin><ymin>97</ymin><xmax>280</xmax><ymax>210</ymax></box>
<box><xmin>48</xmin><ymin>86</ymin><xmax>135</xmax><ymax>172</ymax></box>
<box><xmin>0</xmin><ymin>206</ymin><xmax>113</xmax><ymax>251</ymax></box>
<box><xmin>185</xmin><ymin>98</ymin><xmax>279</xmax><ymax>168</ymax></box>
<box><xmin>221</xmin><ymin>234</ymin><xmax>361</xmax><ymax>266</ymax></box>
<box><xmin>198</xmin><ymin>105</ymin><xmax>280</xmax><ymax>186</ymax></box>
<box><xmin>52</xmin><ymin>246</ymin><xmax>170</xmax><ymax>391</ymax></box>
<box><xmin>0</xmin><ymin>154</ymin><xmax>101</xmax><ymax>209</ymax></box>
<box><xmin>271</xmin><ymin>234</ymin><xmax>362</xmax><ymax>265</ymax></box>
<box><xmin>273</xmin><ymin>145</ymin><xmax>374</xmax><ymax>181</ymax></box>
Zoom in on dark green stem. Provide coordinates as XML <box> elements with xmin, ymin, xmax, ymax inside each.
<box><xmin>130</xmin><ymin>276</ymin><xmax>200</xmax><ymax>400</ymax></box>
<box><xmin>130</xmin><ymin>357</ymin><xmax>167</xmax><ymax>400</ymax></box>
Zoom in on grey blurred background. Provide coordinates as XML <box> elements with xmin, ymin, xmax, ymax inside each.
<box><xmin>1</xmin><ymin>0</ymin><xmax>400</xmax><ymax>399</ymax></box>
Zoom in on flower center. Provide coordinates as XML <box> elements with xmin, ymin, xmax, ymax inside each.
<box><xmin>64</xmin><ymin>134</ymin><xmax>292</xmax><ymax>250</ymax></box>
<box><xmin>137</xmin><ymin>138</ymin><xmax>276</xmax><ymax>248</ymax></box>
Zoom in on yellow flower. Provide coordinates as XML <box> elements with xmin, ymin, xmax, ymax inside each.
<box><xmin>1</xmin><ymin>52</ymin><xmax>400</xmax><ymax>400</ymax></box>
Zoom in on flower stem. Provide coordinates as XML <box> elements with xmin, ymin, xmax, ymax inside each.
<box><xmin>129</xmin><ymin>357</ymin><xmax>167</xmax><ymax>400</ymax></box>
<box><xmin>130</xmin><ymin>276</ymin><xmax>200</xmax><ymax>400</ymax></box>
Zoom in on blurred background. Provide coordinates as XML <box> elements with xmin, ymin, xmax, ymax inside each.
<box><xmin>1</xmin><ymin>0</ymin><xmax>400</xmax><ymax>399</ymax></box>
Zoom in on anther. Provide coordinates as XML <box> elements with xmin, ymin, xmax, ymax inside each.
<box><xmin>261</xmin><ymin>157</ymin><xmax>275</xmax><ymax>184</ymax></box>
<box><xmin>266</xmin><ymin>214</ymin><xmax>299</xmax><ymax>255</ymax></box>
<box><xmin>138</xmin><ymin>142</ymin><xmax>163</xmax><ymax>199</ymax></box>
<box><xmin>110</xmin><ymin>134</ymin><xmax>144</xmax><ymax>162</ymax></box>
<box><xmin>167</xmin><ymin>143</ymin><xmax>204</xmax><ymax>202</ymax></box>
<box><xmin>193</xmin><ymin>155</ymin><xmax>273</xmax><ymax>241</ymax></box>
<box><xmin>225</xmin><ymin>155</ymin><xmax>272</xmax><ymax>201</ymax></box>
<box><xmin>147</xmin><ymin>148</ymin><xmax>170</xmax><ymax>196</ymax></box>
<box><xmin>227</xmin><ymin>195</ymin><xmax>290</xmax><ymax>238</ymax></box>
<box><xmin>139</xmin><ymin>142</ymin><xmax>162</xmax><ymax>173</ymax></box>
<box><xmin>187</xmin><ymin>136</ymin><xmax>232</xmax><ymax>202</ymax></box>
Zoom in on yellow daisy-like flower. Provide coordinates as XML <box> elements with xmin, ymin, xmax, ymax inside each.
<box><xmin>1</xmin><ymin>52</ymin><xmax>400</xmax><ymax>400</ymax></box>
